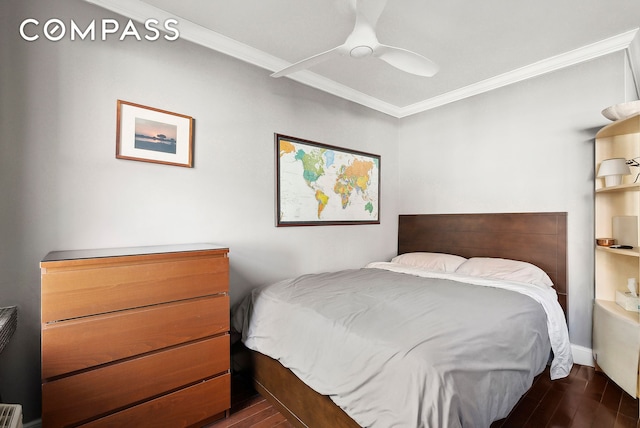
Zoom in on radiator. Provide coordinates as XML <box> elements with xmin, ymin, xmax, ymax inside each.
<box><xmin>0</xmin><ymin>404</ymin><xmax>22</xmax><ymax>428</ymax></box>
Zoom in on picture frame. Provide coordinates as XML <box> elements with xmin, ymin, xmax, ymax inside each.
<box><xmin>276</xmin><ymin>134</ymin><xmax>381</xmax><ymax>226</ymax></box>
<box><xmin>116</xmin><ymin>100</ymin><xmax>194</xmax><ymax>167</ymax></box>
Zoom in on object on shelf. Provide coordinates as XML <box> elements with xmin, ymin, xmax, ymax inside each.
<box><xmin>625</xmin><ymin>157</ymin><xmax>640</xmax><ymax>184</ymax></box>
<box><xmin>612</xmin><ymin>216</ymin><xmax>639</xmax><ymax>247</ymax></box>
<box><xmin>597</xmin><ymin>158</ymin><xmax>631</xmax><ymax>187</ymax></box>
<box><xmin>596</xmin><ymin>238</ymin><xmax>616</xmax><ymax>247</ymax></box>
<box><xmin>601</xmin><ymin>100</ymin><xmax>640</xmax><ymax>121</ymax></box>
<box><xmin>616</xmin><ymin>290</ymin><xmax>640</xmax><ymax>312</ymax></box>
<box><xmin>628</xmin><ymin>278</ymin><xmax>638</xmax><ymax>297</ymax></box>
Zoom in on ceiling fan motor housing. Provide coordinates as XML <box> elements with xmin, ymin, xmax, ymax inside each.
<box><xmin>350</xmin><ymin>45</ymin><xmax>374</xmax><ymax>58</ymax></box>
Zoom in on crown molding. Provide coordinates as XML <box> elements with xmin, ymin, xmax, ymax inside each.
<box><xmin>84</xmin><ymin>0</ymin><xmax>637</xmax><ymax>119</ymax></box>
<box><xmin>84</xmin><ymin>0</ymin><xmax>404</xmax><ymax>117</ymax></box>
<box><xmin>280</xmin><ymin>73</ymin><xmax>404</xmax><ymax>117</ymax></box>
<box><xmin>627</xmin><ymin>30</ymin><xmax>640</xmax><ymax>99</ymax></box>
<box><xmin>398</xmin><ymin>28</ymin><xmax>639</xmax><ymax>118</ymax></box>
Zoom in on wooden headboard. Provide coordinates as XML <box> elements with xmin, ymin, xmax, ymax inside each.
<box><xmin>398</xmin><ymin>212</ymin><xmax>568</xmax><ymax>317</ymax></box>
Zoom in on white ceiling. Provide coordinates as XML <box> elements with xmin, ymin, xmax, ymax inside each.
<box><xmin>87</xmin><ymin>0</ymin><xmax>640</xmax><ymax>118</ymax></box>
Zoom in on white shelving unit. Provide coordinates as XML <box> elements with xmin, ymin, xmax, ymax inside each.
<box><xmin>593</xmin><ymin>113</ymin><xmax>640</xmax><ymax>399</ymax></box>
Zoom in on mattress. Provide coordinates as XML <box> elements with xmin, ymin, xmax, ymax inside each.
<box><xmin>233</xmin><ymin>264</ymin><xmax>572</xmax><ymax>427</ymax></box>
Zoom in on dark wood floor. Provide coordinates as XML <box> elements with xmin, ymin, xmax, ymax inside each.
<box><xmin>208</xmin><ymin>364</ymin><xmax>639</xmax><ymax>428</ymax></box>
<box><xmin>491</xmin><ymin>364</ymin><xmax>638</xmax><ymax>428</ymax></box>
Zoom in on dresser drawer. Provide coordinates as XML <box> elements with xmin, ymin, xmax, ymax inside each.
<box><xmin>41</xmin><ymin>250</ymin><xmax>228</xmax><ymax>322</ymax></box>
<box><xmin>42</xmin><ymin>295</ymin><xmax>229</xmax><ymax>379</ymax></box>
<box><xmin>42</xmin><ymin>336</ymin><xmax>230</xmax><ymax>428</ymax></box>
<box><xmin>79</xmin><ymin>373</ymin><xmax>231</xmax><ymax>428</ymax></box>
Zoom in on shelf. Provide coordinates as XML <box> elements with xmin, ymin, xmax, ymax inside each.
<box><xmin>593</xmin><ymin>112</ymin><xmax>640</xmax><ymax>400</ymax></box>
<box><xmin>595</xmin><ymin>299</ymin><xmax>640</xmax><ymax>326</ymax></box>
<box><xmin>596</xmin><ymin>182</ymin><xmax>640</xmax><ymax>193</ymax></box>
<box><xmin>596</xmin><ymin>245</ymin><xmax>640</xmax><ymax>257</ymax></box>
<box><xmin>596</xmin><ymin>113</ymin><xmax>640</xmax><ymax>139</ymax></box>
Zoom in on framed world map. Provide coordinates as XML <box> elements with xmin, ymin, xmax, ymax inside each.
<box><xmin>276</xmin><ymin>134</ymin><xmax>380</xmax><ymax>226</ymax></box>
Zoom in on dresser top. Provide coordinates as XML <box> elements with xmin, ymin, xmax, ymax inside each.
<box><xmin>42</xmin><ymin>243</ymin><xmax>228</xmax><ymax>263</ymax></box>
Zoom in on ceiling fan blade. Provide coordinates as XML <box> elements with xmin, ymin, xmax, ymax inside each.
<box><xmin>355</xmin><ymin>0</ymin><xmax>389</xmax><ymax>29</ymax></box>
<box><xmin>271</xmin><ymin>45</ymin><xmax>344</xmax><ymax>78</ymax></box>
<box><xmin>375</xmin><ymin>44</ymin><xmax>439</xmax><ymax>77</ymax></box>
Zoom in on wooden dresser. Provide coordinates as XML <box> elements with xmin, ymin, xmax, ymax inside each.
<box><xmin>40</xmin><ymin>244</ymin><xmax>230</xmax><ymax>428</ymax></box>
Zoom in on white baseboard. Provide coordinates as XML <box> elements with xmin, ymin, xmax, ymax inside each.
<box><xmin>571</xmin><ymin>343</ymin><xmax>595</xmax><ymax>367</ymax></box>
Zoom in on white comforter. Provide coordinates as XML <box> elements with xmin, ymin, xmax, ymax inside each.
<box><xmin>233</xmin><ymin>264</ymin><xmax>572</xmax><ymax>427</ymax></box>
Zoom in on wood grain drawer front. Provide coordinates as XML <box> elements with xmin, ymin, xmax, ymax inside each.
<box><xmin>41</xmin><ymin>251</ymin><xmax>228</xmax><ymax>323</ymax></box>
<box><xmin>79</xmin><ymin>374</ymin><xmax>231</xmax><ymax>428</ymax></box>
<box><xmin>42</xmin><ymin>336</ymin><xmax>230</xmax><ymax>428</ymax></box>
<box><xmin>42</xmin><ymin>295</ymin><xmax>229</xmax><ymax>379</ymax></box>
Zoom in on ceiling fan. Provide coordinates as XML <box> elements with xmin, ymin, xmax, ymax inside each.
<box><xmin>271</xmin><ymin>0</ymin><xmax>439</xmax><ymax>78</ymax></box>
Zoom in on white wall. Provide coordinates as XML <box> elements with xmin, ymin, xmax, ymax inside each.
<box><xmin>0</xmin><ymin>0</ymin><xmax>399</xmax><ymax>422</ymax></box>
<box><xmin>398</xmin><ymin>52</ymin><xmax>632</xmax><ymax>350</ymax></box>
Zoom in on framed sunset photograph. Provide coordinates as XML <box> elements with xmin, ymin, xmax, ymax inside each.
<box><xmin>116</xmin><ymin>100</ymin><xmax>194</xmax><ymax>167</ymax></box>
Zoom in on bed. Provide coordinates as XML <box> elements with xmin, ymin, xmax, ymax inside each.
<box><xmin>232</xmin><ymin>212</ymin><xmax>572</xmax><ymax>427</ymax></box>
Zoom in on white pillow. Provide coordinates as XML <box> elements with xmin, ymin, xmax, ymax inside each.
<box><xmin>391</xmin><ymin>252</ymin><xmax>467</xmax><ymax>273</ymax></box>
<box><xmin>455</xmin><ymin>257</ymin><xmax>554</xmax><ymax>288</ymax></box>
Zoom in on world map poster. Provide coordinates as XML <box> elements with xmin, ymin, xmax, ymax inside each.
<box><xmin>276</xmin><ymin>134</ymin><xmax>380</xmax><ymax>226</ymax></box>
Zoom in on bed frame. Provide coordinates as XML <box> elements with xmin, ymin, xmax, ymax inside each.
<box><xmin>397</xmin><ymin>212</ymin><xmax>567</xmax><ymax>315</ymax></box>
<box><xmin>251</xmin><ymin>212</ymin><xmax>568</xmax><ymax>427</ymax></box>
